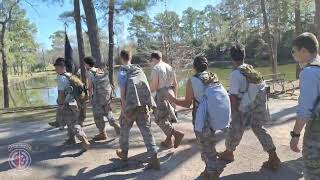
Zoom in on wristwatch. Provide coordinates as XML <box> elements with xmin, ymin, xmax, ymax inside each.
<box><xmin>290</xmin><ymin>131</ymin><xmax>300</xmax><ymax>138</ymax></box>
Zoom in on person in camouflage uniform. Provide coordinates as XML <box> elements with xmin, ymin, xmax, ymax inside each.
<box><xmin>290</xmin><ymin>32</ymin><xmax>320</xmax><ymax>180</ymax></box>
<box><xmin>53</xmin><ymin>58</ymin><xmax>90</xmax><ymax>150</ymax></box>
<box><xmin>84</xmin><ymin>57</ymin><xmax>120</xmax><ymax>141</ymax></box>
<box><xmin>166</xmin><ymin>56</ymin><xmax>226</xmax><ymax>179</ymax></box>
<box><xmin>219</xmin><ymin>44</ymin><xmax>281</xmax><ymax>170</ymax></box>
<box><xmin>116</xmin><ymin>50</ymin><xmax>160</xmax><ymax>170</ymax></box>
<box><xmin>149</xmin><ymin>51</ymin><xmax>184</xmax><ymax>149</ymax></box>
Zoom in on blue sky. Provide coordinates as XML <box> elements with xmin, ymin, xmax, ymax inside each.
<box><xmin>21</xmin><ymin>0</ymin><xmax>221</xmax><ymax>50</ymax></box>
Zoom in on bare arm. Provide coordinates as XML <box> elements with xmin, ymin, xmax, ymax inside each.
<box><xmin>172</xmin><ymin>73</ymin><xmax>178</xmax><ymax>97</ymax></box>
<box><xmin>88</xmin><ymin>78</ymin><xmax>93</xmax><ymax>102</ymax></box>
<box><xmin>168</xmin><ymin>79</ymin><xmax>193</xmax><ymax>108</ymax></box>
<box><xmin>57</xmin><ymin>91</ymin><xmax>65</xmax><ymax>105</ymax></box>
<box><xmin>229</xmin><ymin>95</ymin><xmax>239</xmax><ymax>111</ymax></box>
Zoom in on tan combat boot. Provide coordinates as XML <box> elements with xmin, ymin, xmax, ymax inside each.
<box><xmin>81</xmin><ymin>137</ymin><xmax>90</xmax><ymax>151</ymax></box>
<box><xmin>160</xmin><ymin>136</ymin><xmax>173</xmax><ymax>149</ymax></box>
<box><xmin>207</xmin><ymin>172</ymin><xmax>220</xmax><ymax>180</ymax></box>
<box><xmin>262</xmin><ymin>150</ymin><xmax>281</xmax><ymax>170</ymax></box>
<box><xmin>92</xmin><ymin>132</ymin><xmax>107</xmax><ymax>141</ymax></box>
<box><xmin>146</xmin><ymin>154</ymin><xmax>160</xmax><ymax>170</ymax></box>
<box><xmin>173</xmin><ymin>130</ymin><xmax>184</xmax><ymax>148</ymax></box>
<box><xmin>113</xmin><ymin>124</ymin><xmax>121</xmax><ymax>135</ymax></box>
<box><xmin>63</xmin><ymin>136</ymin><xmax>76</xmax><ymax>146</ymax></box>
<box><xmin>116</xmin><ymin>149</ymin><xmax>128</xmax><ymax>161</ymax></box>
<box><xmin>200</xmin><ymin>167</ymin><xmax>209</xmax><ymax>177</ymax></box>
<box><xmin>218</xmin><ymin>150</ymin><xmax>234</xmax><ymax>162</ymax></box>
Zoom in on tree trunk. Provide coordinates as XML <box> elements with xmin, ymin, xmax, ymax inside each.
<box><xmin>315</xmin><ymin>0</ymin><xmax>320</xmax><ymax>42</ymax></box>
<box><xmin>74</xmin><ymin>0</ymin><xmax>86</xmax><ymax>83</ymax></box>
<box><xmin>295</xmin><ymin>0</ymin><xmax>302</xmax><ymax>79</ymax></box>
<box><xmin>0</xmin><ymin>24</ymin><xmax>10</xmax><ymax>108</ymax></box>
<box><xmin>82</xmin><ymin>0</ymin><xmax>103</xmax><ymax>67</ymax></box>
<box><xmin>260</xmin><ymin>0</ymin><xmax>277</xmax><ymax>76</ymax></box>
<box><xmin>108</xmin><ymin>0</ymin><xmax>115</xmax><ymax>87</ymax></box>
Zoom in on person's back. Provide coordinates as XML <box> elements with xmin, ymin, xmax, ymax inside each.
<box><xmin>152</xmin><ymin>61</ymin><xmax>175</xmax><ymax>89</ymax></box>
<box><xmin>116</xmin><ymin>50</ymin><xmax>160</xmax><ymax>170</ymax></box>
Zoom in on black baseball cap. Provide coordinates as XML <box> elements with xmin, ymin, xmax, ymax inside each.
<box><xmin>53</xmin><ymin>57</ymin><xmax>65</xmax><ymax>67</ymax></box>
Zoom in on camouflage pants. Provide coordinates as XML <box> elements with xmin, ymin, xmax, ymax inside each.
<box><xmin>78</xmin><ymin>102</ymin><xmax>86</xmax><ymax>126</ymax></box>
<box><xmin>225</xmin><ymin>108</ymin><xmax>276</xmax><ymax>152</ymax></box>
<box><xmin>119</xmin><ymin>107</ymin><xmax>158</xmax><ymax>155</ymax></box>
<box><xmin>154</xmin><ymin>89</ymin><xmax>177</xmax><ymax>137</ymax></box>
<box><xmin>92</xmin><ymin>102</ymin><xmax>118</xmax><ymax>133</ymax></box>
<box><xmin>56</xmin><ymin>106</ymin><xmax>65</xmax><ymax>127</ymax></box>
<box><xmin>303</xmin><ymin>119</ymin><xmax>320</xmax><ymax>180</ymax></box>
<box><xmin>195</xmin><ymin>125</ymin><xmax>226</xmax><ymax>174</ymax></box>
<box><xmin>63</xmin><ymin>105</ymin><xmax>87</xmax><ymax>141</ymax></box>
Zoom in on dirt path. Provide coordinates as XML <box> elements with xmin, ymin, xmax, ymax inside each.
<box><xmin>0</xmin><ymin>97</ymin><xmax>303</xmax><ymax>180</ymax></box>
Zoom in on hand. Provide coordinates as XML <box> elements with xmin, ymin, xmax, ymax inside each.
<box><xmin>290</xmin><ymin>137</ymin><xmax>301</xmax><ymax>153</ymax></box>
<box><xmin>165</xmin><ymin>92</ymin><xmax>174</xmax><ymax>101</ymax></box>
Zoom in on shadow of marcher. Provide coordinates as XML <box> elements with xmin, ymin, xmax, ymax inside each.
<box><xmin>219</xmin><ymin>157</ymin><xmax>303</xmax><ymax>180</ymax></box>
<box><xmin>63</xmin><ymin>150</ymin><xmax>176</xmax><ymax>180</ymax></box>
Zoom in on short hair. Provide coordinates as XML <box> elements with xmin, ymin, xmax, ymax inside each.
<box><xmin>151</xmin><ymin>51</ymin><xmax>162</xmax><ymax>60</ymax></box>
<box><xmin>292</xmin><ymin>32</ymin><xmax>319</xmax><ymax>54</ymax></box>
<box><xmin>53</xmin><ymin>57</ymin><xmax>65</xmax><ymax>67</ymax></box>
<box><xmin>193</xmin><ymin>56</ymin><xmax>208</xmax><ymax>73</ymax></box>
<box><xmin>83</xmin><ymin>56</ymin><xmax>96</xmax><ymax>67</ymax></box>
<box><xmin>120</xmin><ymin>50</ymin><xmax>131</xmax><ymax>61</ymax></box>
<box><xmin>230</xmin><ymin>43</ymin><xmax>245</xmax><ymax>62</ymax></box>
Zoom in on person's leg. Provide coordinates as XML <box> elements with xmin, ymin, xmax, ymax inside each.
<box><xmin>136</xmin><ymin>108</ymin><xmax>160</xmax><ymax>170</ymax></box>
<box><xmin>196</xmin><ymin>127</ymin><xmax>225</xmax><ymax>179</ymax></box>
<box><xmin>49</xmin><ymin>107</ymin><xmax>65</xmax><ymax>128</ymax></box>
<box><xmin>92</xmin><ymin>103</ymin><xmax>107</xmax><ymax>141</ymax></box>
<box><xmin>78</xmin><ymin>102</ymin><xmax>86</xmax><ymax>127</ymax></box>
<box><xmin>103</xmin><ymin>104</ymin><xmax>120</xmax><ymax>135</ymax></box>
<box><xmin>154</xmin><ymin>99</ymin><xmax>184</xmax><ymax>148</ymax></box>
<box><xmin>251</xmin><ymin>104</ymin><xmax>280</xmax><ymax>170</ymax></box>
<box><xmin>65</xmin><ymin>106</ymin><xmax>90</xmax><ymax>150</ymax></box>
<box><xmin>117</xmin><ymin>114</ymin><xmax>135</xmax><ymax>160</ymax></box>
<box><xmin>302</xmin><ymin>120</ymin><xmax>320</xmax><ymax>179</ymax></box>
<box><xmin>220</xmin><ymin>110</ymin><xmax>247</xmax><ymax>162</ymax></box>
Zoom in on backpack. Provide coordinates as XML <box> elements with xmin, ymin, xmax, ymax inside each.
<box><xmin>120</xmin><ymin>64</ymin><xmax>157</xmax><ymax>113</ymax></box>
<box><xmin>90</xmin><ymin>68</ymin><xmax>114</xmax><ymax>103</ymax></box>
<box><xmin>237</xmin><ymin>64</ymin><xmax>264</xmax><ymax>92</ymax></box>
<box><xmin>62</xmin><ymin>73</ymin><xmax>88</xmax><ymax>103</ymax></box>
<box><xmin>193</xmin><ymin>72</ymin><xmax>231</xmax><ymax>132</ymax></box>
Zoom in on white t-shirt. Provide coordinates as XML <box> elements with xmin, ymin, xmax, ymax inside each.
<box><xmin>229</xmin><ymin>69</ymin><xmax>247</xmax><ymax>96</ymax></box>
<box><xmin>57</xmin><ymin>73</ymin><xmax>77</xmax><ymax>106</ymax></box>
<box><xmin>151</xmin><ymin>61</ymin><xmax>176</xmax><ymax>89</ymax></box>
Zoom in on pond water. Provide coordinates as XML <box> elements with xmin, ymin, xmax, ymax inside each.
<box><xmin>0</xmin><ymin>64</ymin><xmax>296</xmax><ymax>108</ymax></box>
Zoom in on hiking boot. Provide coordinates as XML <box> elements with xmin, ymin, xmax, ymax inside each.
<box><xmin>173</xmin><ymin>130</ymin><xmax>184</xmax><ymax>148</ymax></box>
<box><xmin>160</xmin><ymin>137</ymin><xmax>173</xmax><ymax>149</ymax></box>
<box><xmin>218</xmin><ymin>150</ymin><xmax>234</xmax><ymax>162</ymax></box>
<box><xmin>48</xmin><ymin>121</ymin><xmax>59</xmax><ymax>128</ymax></box>
<box><xmin>63</xmin><ymin>137</ymin><xmax>76</xmax><ymax>146</ymax></box>
<box><xmin>207</xmin><ymin>172</ymin><xmax>220</xmax><ymax>180</ymax></box>
<box><xmin>113</xmin><ymin>124</ymin><xmax>121</xmax><ymax>135</ymax></box>
<box><xmin>81</xmin><ymin>137</ymin><xmax>90</xmax><ymax>151</ymax></box>
<box><xmin>116</xmin><ymin>149</ymin><xmax>128</xmax><ymax>161</ymax></box>
<box><xmin>146</xmin><ymin>154</ymin><xmax>160</xmax><ymax>170</ymax></box>
<box><xmin>200</xmin><ymin>167</ymin><xmax>209</xmax><ymax>177</ymax></box>
<box><xmin>92</xmin><ymin>132</ymin><xmax>107</xmax><ymax>141</ymax></box>
<box><xmin>59</xmin><ymin>125</ymin><xmax>67</xmax><ymax>130</ymax></box>
<box><xmin>262</xmin><ymin>150</ymin><xmax>281</xmax><ymax>170</ymax></box>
